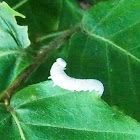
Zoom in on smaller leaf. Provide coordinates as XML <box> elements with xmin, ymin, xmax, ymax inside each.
<box><xmin>0</xmin><ymin>2</ymin><xmax>30</xmax><ymax>93</ymax></box>
<box><xmin>0</xmin><ymin>2</ymin><xmax>30</xmax><ymax>49</ymax></box>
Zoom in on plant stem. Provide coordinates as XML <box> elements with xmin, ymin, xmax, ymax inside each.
<box><xmin>0</xmin><ymin>25</ymin><xmax>79</xmax><ymax>102</ymax></box>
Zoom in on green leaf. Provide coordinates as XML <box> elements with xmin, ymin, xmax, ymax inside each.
<box><xmin>5</xmin><ymin>0</ymin><xmax>83</xmax><ymax>44</ymax></box>
<box><xmin>0</xmin><ymin>2</ymin><xmax>30</xmax><ymax>93</ymax></box>
<box><xmin>0</xmin><ymin>81</ymin><xmax>139</xmax><ymax>139</ymax></box>
<box><xmin>66</xmin><ymin>0</ymin><xmax>140</xmax><ymax>121</ymax></box>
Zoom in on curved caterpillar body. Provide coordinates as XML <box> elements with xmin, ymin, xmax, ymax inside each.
<box><xmin>48</xmin><ymin>58</ymin><xmax>104</xmax><ymax>96</ymax></box>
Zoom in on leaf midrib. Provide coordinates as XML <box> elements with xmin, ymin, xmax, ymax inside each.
<box><xmin>85</xmin><ymin>31</ymin><xmax>140</xmax><ymax>63</ymax></box>
<box><xmin>13</xmin><ymin>92</ymin><xmax>70</xmax><ymax>109</ymax></box>
<box><xmin>19</xmin><ymin>121</ymin><xmax>140</xmax><ymax>136</ymax></box>
<box><xmin>10</xmin><ymin>111</ymin><xmax>26</xmax><ymax>140</ymax></box>
<box><xmin>12</xmin><ymin>91</ymin><xmax>98</xmax><ymax>109</ymax></box>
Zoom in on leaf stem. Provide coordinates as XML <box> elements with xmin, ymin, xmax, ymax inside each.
<box><xmin>0</xmin><ymin>25</ymin><xmax>80</xmax><ymax>102</ymax></box>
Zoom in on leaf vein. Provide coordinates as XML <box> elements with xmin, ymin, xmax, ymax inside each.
<box><xmin>20</xmin><ymin>122</ymin><xmax>140</xmax><ymax>136</ymax></box>
<box><xmin>92</xmin><ymin>0</ymin><xmax>124</xmax><ymax>32</ymax></box>
<box><xmin>87</xmin><ymin>32</ymin><xmax>140</xmax><ymax>63</ymax></box>
<box><xmin>105</xmin><ymin>44</ymin><xmax>112</xmax><ymax>104</ymax></box>
<box><xmin>109</xmin><ymin>20</ymin><xmax>140</xmax><ymax>38</ymax></box>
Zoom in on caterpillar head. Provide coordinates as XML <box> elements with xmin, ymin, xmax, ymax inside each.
<box><xmin>56</xmin><ymin>58</ymin><xmax>67</xmax><ymax>68</ymax></box>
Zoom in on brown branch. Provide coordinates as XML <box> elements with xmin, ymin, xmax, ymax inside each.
<box><xmin>0</xmin><ymin>25</ymin><xmax>80</xmax><ymax>102</ymax></box>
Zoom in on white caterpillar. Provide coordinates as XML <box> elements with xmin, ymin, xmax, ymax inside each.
<box><xmin>48</xmin><ymin>58</ymin><xmax>104</xmax><ymax>96</ymax></box>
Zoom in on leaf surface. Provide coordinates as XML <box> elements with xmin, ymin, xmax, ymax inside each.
<box><xmin>0</xmin><ymin>2</ymin><xmax>30</xmax><ymax>93</ymax></box>
<box><xmin>1</xmin><ymin>81</ymin><xmax>137</xmax><ymax>140</ymax></box>
<box><xmin>67</xmin><ymin>0</ymin><xmax>140</xmax><ymax>121</ymax></box>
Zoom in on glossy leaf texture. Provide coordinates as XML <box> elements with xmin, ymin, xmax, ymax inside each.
<box><xmin>0</xmin><ymin>2</ymin><xmax>30</xmax><ymax>93</ymax></box>
<box><xmin>0</xmin><ymin>81</ymin><xmax>139</xmax><ymax>140</ymax></box>
<box><xmin>67</xmin><ymin>0</ymin><xmax>140</xmax><ymax>121</ymax></box>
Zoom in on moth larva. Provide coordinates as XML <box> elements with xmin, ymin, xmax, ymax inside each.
<box><xmin>49</xmin><ymin>58</ymin><xmax>104</xmax><ymax>96</ymax></box>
